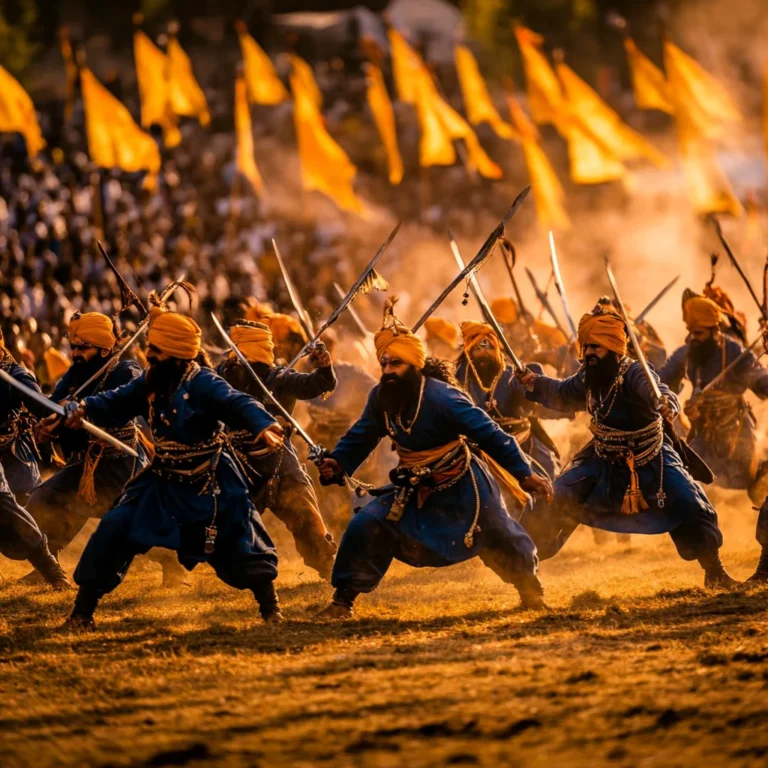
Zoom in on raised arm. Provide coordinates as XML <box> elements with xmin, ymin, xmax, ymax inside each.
<box><xmin>6</xmin><ymin>362</ymin><xmax>47</xmax><ymax>419</ymax></box>
<box><xmin>525</xmin><ymin>370</ymin><xmax>587</xmax><ymax>413</ymax></box>
<box><xmin>443</xmin><ymin>387</ymin><xmax>532</xmax><ymax>481</ymax></box>
<box><xmin>272</xmin><ymin>364</ymin><xmax>337</xmax><ymax>402</ymax></box>
<box><xmin>329</xmin><ymin>387</ymin><xmax>385</xmax><ymax>476</ymax></box>
<box><xmin>193</xmin><ymin>371</ymin><xmax>277</xmax><ymax>436</ymax></box>
<box><xmin>625</xmin><ymin>363</ymin><xmax>680</xmax><ymax>419</ymax></box>
<box><xmin>83</xmin><ymin>375</ymin><xmax>151</xmax><ymax>427</ymax></box>
<box><xmin>657</xmin><ymin>345</ymin><xmax>688</xmax><ymax>394</ymax></box>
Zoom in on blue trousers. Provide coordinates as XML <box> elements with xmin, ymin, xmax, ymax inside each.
<box><xmin>0</xmin><ymin>462</ymin><xmax>45</xmax><ymax>561</ymax></box>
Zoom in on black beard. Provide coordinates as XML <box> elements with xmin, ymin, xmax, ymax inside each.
<box><xmin>584</xmin><ymin>353</ymin><xmax>621</xmax><ymax>395</ymax></box>
<box><xmin>689</xmin><ymin>336</ymin><xmax>719</xmax><ymax>367</ymax></box>
<box><xmin>145</xmin><ymin>358</ymin><xmax>189</xmax><ymax>405</ymax></box>
<box><xmin>70</xmin><ymin>354</ymin><xmax>107</xmax><ymax>385</ymax></box>
<box><xmin>471</xmin><ymin>355</ymin><xmax>501</xmax><ymax>387</ymax></box>
<box><xmin>377</xmin><ymin>367</ymin><xmax>422</xmax><ymax>418</ymax></box>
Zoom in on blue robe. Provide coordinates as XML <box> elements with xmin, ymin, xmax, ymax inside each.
<box><xmin>659</xmin><ymin>338</ymin><xmax>768</xmax><ymax>489</ymax></box>
<box><xmin>0</xmin><ymin>358</ymin><xmax>43</xmax><ymax>502</ymax></box>
<box><xmin>523</xmin><ymin>361</ymin><xmax>723</xmax><ymax>561</ymax></box>
<box><xmin>330</xmin><ymin>377</ymin><xmax>538</xmax><ymax>594</ymax></box>
<box><xmin>455</xmin><ymin>359</ymin><xmax>560</xmax><ymax>479</ymax></box>
<box><xmin>26</xmin><ymin>359</ymin><xmax>149</xmax><ymax>552</ymax></box>
<box><xmin>73</xmin><ymin>365</ymin><xmax>279</xmax><ymax>596</ymax></box>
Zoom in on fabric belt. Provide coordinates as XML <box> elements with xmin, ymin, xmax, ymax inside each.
<box><xmin>76</xmin><ymin>423</ymin><xmax>141</xmax><ymax>505</ymax></box>
<box><xmin>591</xmin><ymin>417</ymin><xmax>666</xmax><ymax>514</ymax></box>
<box><xmin>691</xmin><ymin>390</ymin><xmax>746</xmax><ymax>460</ymax></box>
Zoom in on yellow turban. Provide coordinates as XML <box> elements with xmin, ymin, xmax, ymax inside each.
<box><xmin>683</xmin><ymin>296</ymin><xmax>721</xmax><ymax>330</ymax></box>
<box><xmin>461</xmin><ymin>321</ymin><xmax>504</xmax><ymax>368</ymax></box>
<box><xmin>245</xmin><ymin>301</ymin><xmax>274</xmax><ymax>323</ymax></box>
<box><xmin>266</xmin><ymin>313</ymin><xmax>307</xmax><ymax>344</ymax></box>
<box><xmin>424</xmin><ymin>317</ymin><xmax>459</xmax><ymax>348</ymax></box>
<box><xmin>577</xmin><ymin>312</ymin><xmax>628</xmax><ymax>356</ymax></box>
<box><xmin>490</xmin><ymin>297</ymin><xmax>519</xmax><ymax>324</ymax></box>
<box><xmin>374</xmin><ymin>329</ymin><xmax>426</xmax><ymax>370</ymax></box>
<box><xmin>68</xmin><ymin>313</ymin><xmax>116</xmax><ymax>350</ymax></box>
<box><xmin>229</xmin><ymin>323</ymin><xmax>275</xmax><ymax>366</ymax></box>
<box><xmin>146</xmin><ymin>307</ymin><xmax>202</xmax><ymax>360</ymax></box>
<box><xmin>44</xmin><ymin>347</ymin><xmax>71</xmax><ymax>381</ymax></box>
<box><xmin>531</xmin><ymin>320</ymin><xmax>568</xmax><ymax>349</ymax></box>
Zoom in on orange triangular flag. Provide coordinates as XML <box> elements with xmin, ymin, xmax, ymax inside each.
<box><xmin>0</xmin><ymin>65</ymin><xmax>45</xmax><ymax>157</ymax></box>
<box><xmin>234</xmin><ymin>74</ymin><xmax>264</xmax><ymax>195</ymax></box>
<box><xmin>388</xmin><ymin>28</ymin><xmax>421</xmax><ymax>105</ymax></box>
<box><xmin>290</xmin><ymin>54</ymin><xmax>323</xmax><ymax>109</ymax></box>
<box><xmin>624</xmin><ymin>38</ymin><xmax>673</xmax><ymax>114</ymax></box>
<box><xmin>237</xmin><ymin>25</ymin><xmax>289</xmax><ymax>105</ymax></box>
<box><xmin>366</xmin><ymin>63</ymin><xmax>404</xmax><ymax>185</ymax></box>
<box><xmin>167</xmin><ymin>37</ymin><xmax>210</xmax><ymax>126</ymax></box>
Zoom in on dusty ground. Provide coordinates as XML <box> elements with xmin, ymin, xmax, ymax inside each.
<box><xmin>1</xmin><ymin>496</ymin><xmax>768</xmax><ymax>768</ymax></box>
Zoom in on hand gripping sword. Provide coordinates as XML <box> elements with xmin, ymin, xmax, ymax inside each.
<box><xmin>211</xmin><ymin>313</ymin><xmax>370</xmax><ymax>494</ymax></box>
<box><xmin>0</xmin><ymin>368</ymin><xmax>139</xmax><ymax>458</ymax></box>
<box><xmin>448</xmin><ymin>235</ymin><xmax>526</xmax><ymax>372</ymax></box>
<box><xmin>412</xmin><ymin>186</ymin><xmax>531</xmax><ymax>332</ymax></box>
<box><xmin>548</xmin><ymin>231</ymin><xmax>578</xmax><ymax>342</ymax></box>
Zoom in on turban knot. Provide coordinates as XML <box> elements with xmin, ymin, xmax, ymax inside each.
<box><xmin>68</xmin><ymin>312</ymin><xmax>116</xmax><ymax>350</ymax></box>
<box><xmin>577</xmin><ymin>312</ymin><xmax>627</xmax><ymax>356</ymax></box>
<box><xmin>230</xmin><ymin>323</ymin><xmax>275</xmax><ymax>366</ymax></box>
<box><xmin>490</xmin><ymin>297</ymin><xmax>519</xmax><ymax>324</ymax></box>
<box><xmin>424</xmin><ymin>317</ymin><xmax>460</xmax><ymax>348</ymax></box>
<box><xmin>683</xmin><ymin>296</ymin><xmax>721</xmax><ymax>330</ymax></box>
<box><xmin>374</xmin><ymin>329</ymin><xmax>426</xmax><ymax>370</ymax></box>
<box><xmin>266</xmin><ymin>313</ymin><xmax>307</xmax><ymax>344</ymax></box>
<box><xmin>147</xmin><ymin>307</ymin><xmax>201</xmax><ymax>360</ymax></box>
<box><xmin>461</xmin><ymin>321</ymin><xmax>504</xmax><ymax>369</ymax></box>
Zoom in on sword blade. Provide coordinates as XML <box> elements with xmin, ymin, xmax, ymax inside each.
<box><xmin>499</xmin><ymin>239</ymin><xmax>531</xmax><ymax>329</ymax></box>
<box><xmin>413</xmin><ymin>186</ymin><xmax>531</xmax><ymax>333</ymax></box>
<box><xmin>700</xmin><ymin>333</ymin><xmax>764</xmax><ymax>395</ymax></box>
<box><xmin>333</xmin><ymin>282</ymin><xmax>370</xmax><ymax>337</ymax></box>
<box><xmin>211</xmin><ymin>313</ymin><xmax>318</xmax><ymax>452</ymax></box>
<box><xmin>0</xmin><ymin>369</ymin><xmax>139</xmax><ymax>458</ymax></box>
<box><xmin>549</xmin><ymin>231</ymin><xmax>578</xmax><ymax>341</ymax></box>
<box><xmin>272</xmin><ymin>238</ymin><xmax>315</xmax><ymax>339</ymax></box>
<box><xmin>604</xmin><ymin>259</ymin><xmax>663</xmax><ymax>404</ymax></box>
<box><xmin>635</xmin><ymin>275</ymin><xmax>680</xmax><ymax>325</ymax></box>
<box><xmin>524</xmin><ymin>268</ymin><xmax>568</xmax><ymax>338</ymax></box>
<box><xmin>287</xmin><ymin>221</ymin><xmax>401</xmax><ymax>368</ymax></box>
<box><xmin>712</xmin><ymin>216</ymin><xmax>767</xmax><ymax>320</ymax></box>
<box><xmin>449</xmin><ymin>237</ymin><xmax>525</xmax><ymax>372</ymax></box>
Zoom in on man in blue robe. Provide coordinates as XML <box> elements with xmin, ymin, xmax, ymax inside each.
<box><xmin>455</xmin><ymin>320</ymin><xmax>561</xmax><ymax>481</ymax></box>
<box><xmin>61</xmin><ymin>307</ymin><xmax>284</xmax><ymax>629</ymax></box>
<box><xmin>516</xmin><ymin>302</ymin><xmax>735</xmax><ymax>588</ymax></box>
<box><xmin>659</xmin><ymin>292</ymin><xmax>768</xmax><ymax>501</ymax></box>
<box><xmin>316</xmin><ymin>304</ymin><xmax>553</xmax><ymax>617</ymax></box>
<box><xmin>218</xmin><ymin>319</ymin><xmax>337</xmax><ymax>579</ymax></box>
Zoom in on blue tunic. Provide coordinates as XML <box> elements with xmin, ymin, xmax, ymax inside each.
<box><xmin>659</xmin><ymin>338</ymin><xmax>768</xmax><ymax>489</ymax></box>
<box><xmin>0</xmin><ymin>357</ymin><xmax>43</xmax><ymax>501</ymax></box>
<box><xmin>455</xmin><ymin>359</ymin><xmax>560</xmax><ymax>479</ymax></box>
<box><xmin>527</xmin><ymin>361</ymin><xmax>720</xmax><ymax>536</ymax></box>
<box><xmin>331</xmin><ymin>377</ymin><xmax>534</xmax><ymax>563</ymax></box>
<box><xmin>80</xmin><ymin>365</ymin><xmax>278</xmax><ymax>565</ymax></box>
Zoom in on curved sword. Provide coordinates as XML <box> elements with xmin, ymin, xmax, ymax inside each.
<box><xmin>0</xmin><ymin>369</ymin><xmax>139</xmax><ymax>458</ymax></box>
<box><xmin>272</xmin><ymin>238</ymin><xmax>315</xmax><ymax>339</ymax></box>
<box><xmin>548</xmin><ymin>231</ymin><xmax>577</xmax><ymax>342</ymax></box>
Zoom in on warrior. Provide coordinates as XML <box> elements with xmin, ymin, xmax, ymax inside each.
<box><xmin>516</xmin><ymin>302</ymin><xmax>736</xmax><ymax>588</ymax></box>
<box><xmin>455</xmin><ymin>321</ymin><xmax>561</xmax><ymax>481</ymax></box>
<box><xmin>659</xmin><ymin>293</ymin><xmax>768</xmax><ymax>501</ymax></box>
<box><xmin>22</xmin><ymin>313</ymin><xmax>185</xmax><ymax>582</ymax></box>
<box><xmin>61</xmin><ymin>306</ymin><xmax>284</xmax><ymax>628</ymax></box>
<box><xmin>217</xmin><ymin>319</ymin><xmax>337</xmax><ymax>579</ymax></box>
<box><xmin>0</xmin><ymin>328</ymin><xmax>45</xmax><ymax>503</ymax></box>
<box><xmin>316</xmin><ymin>303</ymin><xmax>553</xmax><ymax>618</ymax></box>
<box><xmin>423</xmin><ymin>317</ymin><xmax>461</xmax><ymax>361</ymax></box>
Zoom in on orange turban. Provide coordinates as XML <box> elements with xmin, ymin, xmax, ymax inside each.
<box><xmin>44</xmin><ymin>347</ymin><xmax>71</xmax><ymax>381</ymax></box>
<box><xmin>461</xmin><ymin>321</ymin><xmax>504</xmax><ymax>368</ymax></box>
<box><xmin>245</xmin><ymin>301</ymin><xmax>274</xmax><ymax>323</ymax></box>
<box><xmin>683</xmin><ymin>296</ymin><xmax>721</xmax><ymax>330</ymax></box>
<box><xmin>490</xmin><ymin>297</ymin><xmax>519</xmax><ymax>324</ymax></box>
<box><xmin>68</xmin><ymin>312</ymin><xmax>116</xmax><ymax>350</ymax></box>
<box><xmin>531</xmin><ymin>320</ymin><xmax>568</xmax><ymax>349</ymax></box>
<box><xmin>229</xmin><ymin>323</ymin><xmax>275</xmax><ymax>366</ymax></box>
<box><xmin>424</xmin><ymin>317</ymin><xmax>460</xmax><ymax>348</ymax></box>
<box><xmin>266</xmin><ymin>313</ymin><xmax>307</xmax><ymax>344</ymax></box>
<box><xmin>577</xmin><ymin>312</ymin><xmax>627</xmax><ymax>356</ymax></box>
<box><xmin>147</xmin><ymin>307</ymin><xmax>201</xmax><ymax>360</ymax></box>
<box><xmin>374</xmin><ymin>329</ymin><xmax>426</xmax><ymax>370</ymax></box>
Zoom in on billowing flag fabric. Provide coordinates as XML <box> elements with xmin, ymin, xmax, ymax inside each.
<box><xmin>366</xmin><ymin>63</ymin><xmax>404</xmax><ymax>184</ymax></box>
<box><xmin>624</xmin><ymin>37</ymin><xmax>673</xmax><ymax>114</ymax></box>
<box><xmin>290</xmin><ymin>54</ymin><xmax>323</xmax><ymax>109</ymax></box>
<box><xmin>388</xmin><ymin>28</ymin><xmax>421</xmax><ymax>105</ymax></box>
<box><xmin>167</xmin><ymin>37</ymin><xmax>210</xmax><ymax>126</ymax></box>
<box><xmin>0</xmin><ymin>65</ymin><xmax>46</xmax><ymax>157</ymax></box>
<box><xmin>235</xmin><ymin>74</ymin><xmax>264</xmax><ymax>195</ymax></box>
<box><xmin>237</xmin><ymin>27</ymin><xmax>289</xmax><ymax>105</ymax></box>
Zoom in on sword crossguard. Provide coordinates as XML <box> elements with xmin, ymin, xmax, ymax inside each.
<box><xmin>308</xmin><ymin>444</ymin><xmax>328</xmax><ymax>465</ymax></box>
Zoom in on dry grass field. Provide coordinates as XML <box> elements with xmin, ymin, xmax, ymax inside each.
<box><xmin>1</xmin><ymin>494</ymin><xmax>768</xmax><ymax>768</ymax></box>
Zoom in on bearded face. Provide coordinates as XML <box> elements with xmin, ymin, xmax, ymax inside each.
<box><xmin>470</xmin><ymin>339</ymin><xmax>502</xmax><ymax>385</ymax></box>
<box><xmin>688</xmin><ymin>329</ymin><xmax>719</xmax><ymax>366</ymax></box>
<box><xmin>377</xmin><ymin>364</ymin><xmax>422</xmax><ymax>418</ymax></box>
<box><xmin>583</xmin><ymin>348</ymin><xmax>622</xmax><ymax>394</ymax></box>
<box><xmin>145</xmin><ymin>356</ymin><xmax>190</xmax><ymax>405</ymax></box>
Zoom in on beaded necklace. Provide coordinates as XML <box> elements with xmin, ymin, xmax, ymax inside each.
<box><xmin>384</xmin><ymin>375</ymin><xmax>426</xmax><ymax>438</ymax></box>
